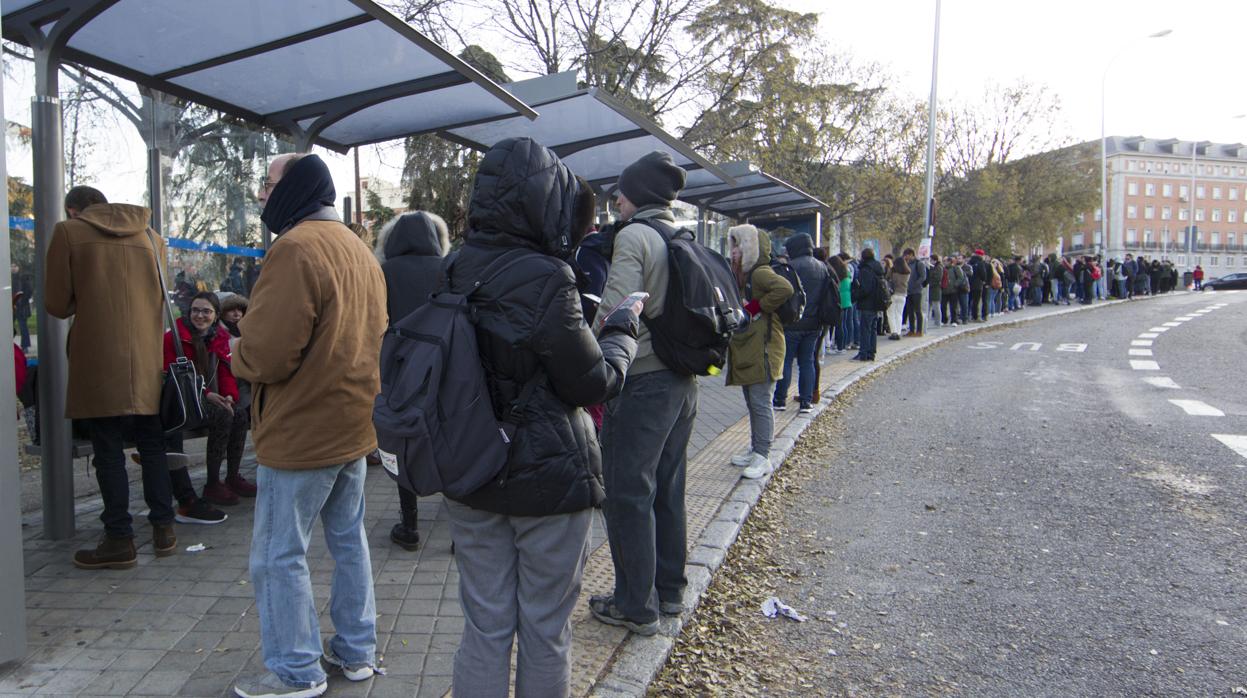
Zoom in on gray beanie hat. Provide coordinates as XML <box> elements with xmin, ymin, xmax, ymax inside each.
<box><xmin>617</xmin><ymin>151</ymin><xmax>686</xmax><ymax>207</ymax></box>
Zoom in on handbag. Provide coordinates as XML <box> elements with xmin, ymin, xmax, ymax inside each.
<box><xmin>146</xmin><ymin>230</ymin><xmax>208</xmax><ymax>433</ymax></box>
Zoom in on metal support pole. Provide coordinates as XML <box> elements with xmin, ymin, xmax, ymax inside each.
<box><xmin>696</xmin><ymin>205</ymin><xmax>706</xmax><ymax>246</ymax></box>
<box><xmin>32</xmin><ymin>48</ymin><xmax>75</xmax><ymax>540</ymax></box>
<box><xmin>147</xmin><ymin>147</ymin><xmax>163</xmax><ymax>234</ymax></box>
<box><xmin>0</xmin><ymin>37</ymin><xmax>30</xmax><ymax>661</ymax></box>
<box><xmin>921</xmin><ymin>0</ymin><xmax>941</xmax><ymax>243</ymax></box>
<box><xmin>1188</xmin><ymin>142</ymin><xmax>1197</xmax><ymax>266</ymax></box>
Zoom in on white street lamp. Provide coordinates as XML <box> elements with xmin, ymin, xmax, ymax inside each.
<box><xmin>1101</xmin><ymin>29</ymin><xmax>1172</xmax><ymax>262</ymax></box>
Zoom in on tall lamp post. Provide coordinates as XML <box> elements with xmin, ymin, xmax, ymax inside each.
<box><xmin>1101</xmin><ymin>29</ymin><xmax>1172</xmax><ymax>261</ymax></box>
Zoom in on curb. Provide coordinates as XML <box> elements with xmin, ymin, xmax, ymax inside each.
<box><xmin>588</xmin><ymin>294</ymin><xmax>1162</xmax><ymax>696</ymax></box>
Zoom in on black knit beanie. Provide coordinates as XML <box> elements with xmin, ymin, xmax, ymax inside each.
<box><xmin>617</xmin><ymin>151</ymin><xmax>686</xmax><ymax>207</ymax></box>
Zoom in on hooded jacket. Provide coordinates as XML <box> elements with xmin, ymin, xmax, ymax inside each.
<box><xmin>44</xmin><ymin>203</ymin><xmax>166</xmax><ymax>419</ymax></box>
<box><xmin>163</xmin><ymin>318</ymin><xmax>239</xmax><ymax>403</ymax></box>
<box><xmin>448</xmin><ymin>137</ymin><xmax>638</xmax><ymax>517</ymax></box>
<box><xmin>853</xmin><ymin>256</ymin><xmax>888</xmax><ymax>312</ymax></box>
<box><xmin>727</xmin><ymin>226</ymin><xmax>793</xmax><ymax>386</ymax></box>
<box><xmin>782</xmin><ymin>233</ymin><xmax>830</xmax><ymax>331</ymax></box>
<box><xmin>376</xmin><ymin>211</ymin><xmax>450</xmax><ymax>324</ymax></box>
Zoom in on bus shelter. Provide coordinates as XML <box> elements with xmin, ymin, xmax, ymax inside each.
<box><xmin>1</xmin><ymin>0</ymin><xmax>538</xmax><ymax>662</ymax></box>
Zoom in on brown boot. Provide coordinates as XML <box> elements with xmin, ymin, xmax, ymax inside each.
<box><xmin>153</xmin><ymin>524</ymin><xmax>177</xmax><ymax>558</ymax></box>
<box><xmin>73</xmin><ymin>536</ymin><xmax>137</xmax><ymax>570</ymax></box>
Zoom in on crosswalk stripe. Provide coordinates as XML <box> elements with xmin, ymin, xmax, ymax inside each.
<box><xmin>1169</xmin><ymin>399</ymin><xmax>1225</xmax><ymax>417</ymax></box>
<box><xmin>1143</xmin><ymin>377</ymin><xmax>1181</xmax><ymax>389</ymax></box>
<box><xmin>1176</xmin><ymin>316</ymin><xmax>1196</xmax><ymax>321</ymax></box>
<box><xmin>1128</xmin><ymin>348</ymin><xmax>1153</xmax><ymax>356</ymax></box>
<box><xmin>1163</xmin><ymin>322</ymin><xmax>1183</xmax><ymax>327</ymax></box>
<box><xmin>1149</xmin><ymin>327</ymin><xmax>1171</xmax><ymax>332</ymax></box>
<box><xmin>1130</xmin><ymin>360</ymin><xmax>1160</xmax><ymax>370</ymax></box>
<box><xmin>1212</xmin><ymin>435</ymin><xmax>1247</xmax><ymax>465</ymax></box>
<box><xmin>1138</xmin><ymin>332</ymin><xmax>1160</xmax><ymax>338</ymax></box>
<box><xmin>1131</xmin><ymin>340</ymin><xmax>1154</xmax><ymax>346</ymax></box>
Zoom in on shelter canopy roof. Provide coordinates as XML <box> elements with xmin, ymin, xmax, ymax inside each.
<box><xmin>1</xmin><ymin>0</ymin><xmax>537</xmax><ymax>150</ymax></box>
<box><xmin>678</xmin><ymin>165</ymin><xmax>827</xmax><ymax>219</ymax></box>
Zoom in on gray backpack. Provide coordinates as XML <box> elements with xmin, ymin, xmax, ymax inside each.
<box><xmin>373</xmin><ymin>249</ymin><xmax>536</xmax><ymax>498</ymax></box>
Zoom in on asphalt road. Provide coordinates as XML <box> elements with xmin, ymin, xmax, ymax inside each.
<box><xmin>760</xmin><ymin>290</ymin><xmax>1247</xmax><ymax>696</ymax></box>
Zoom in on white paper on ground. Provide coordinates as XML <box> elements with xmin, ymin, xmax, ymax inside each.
<box><xmin>761</xmin><ymin>596</ymin><xmax>807</xmax><ymax>622</ymax></box>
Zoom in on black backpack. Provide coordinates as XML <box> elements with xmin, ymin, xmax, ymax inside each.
<box><xmin>635</xmin><ymin>218</ymin><xmax>743</xmax><ymax>376</ymax></box>
<box><xmin>372</xmin><ymin>249</ymin><xmax>537</xmax><ymax>498</ymax></box>
<box><xmin>816</xmin><ymin>273</ymin><xmax>840</xmax><ymax>326</ymax></box>
<box><xmin>767</xmin><ymin>259</ymin><xmax>806</xmax><ymax>325</ymax></box>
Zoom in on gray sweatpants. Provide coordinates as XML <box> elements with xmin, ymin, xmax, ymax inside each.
<box><xmin>602</xmin><ymin>369</ymin><xmax>698</xmax><ymax>623</ymax></box>
<box><xmin>446</xmin><ymin>501</ymin><xmax>591</xmax><ymax>698</ymax></box>
<box><xmin>741</xmin><ymin>381</ymin><xmax>775</xmax><ymax>457</ymax></box>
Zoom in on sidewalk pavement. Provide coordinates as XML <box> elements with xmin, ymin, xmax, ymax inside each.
<box><xmin>1</xmin><ymin>298</ymin><xmax>1130</xmax><ymax>696</ymax></box>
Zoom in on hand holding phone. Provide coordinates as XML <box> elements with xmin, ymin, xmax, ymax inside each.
<box><xmin>598</xmin><ymin>291</ymin><xmax>650</xmax><ymax>330</ymax></box>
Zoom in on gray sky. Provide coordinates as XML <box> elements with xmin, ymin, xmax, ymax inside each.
<box><xmin>7</xmin><ymin>0</ymin><xmax>1246</xmax><ymax>219</ymax></box>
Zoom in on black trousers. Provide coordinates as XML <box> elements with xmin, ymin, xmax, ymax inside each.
<box><xmin>87</xmin><ymin>415</ymin><xmax>175</xmax><ymax>537</ymax></box>
<box><xmin>941</xmin><ymin>295</ymin><xmax>958</xmax><ymax>324</ymax></box>
<box><xmin>904</xmin><ymin>292</ymin><xmax>924</xmax><ymax>332</ymax></box>
<box><xmin>970</xmin><ymin>287</ymin><xmax>989</xmax><ymax>320</ymax></box>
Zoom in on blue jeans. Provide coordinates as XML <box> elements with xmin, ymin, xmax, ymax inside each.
<box><xmin>835</xmin><ymin>309</ymin><xmax>851</xmax><ymax>350</ymax></box>
<box><xmin>1007</xmin><ymin>288</ymin><xmax>1020</xmax><ymax>310</ymax></box>
<box><xmin>958</xmin><ymin>291</ymin><xmax>970</xmax><ymax>321</ymax></box>
<box><xmin>855</xmin><ymin>310</ymin><xmax>878</xmax><ymax>358</ymax></box>
<box><xmin>775</xmin><ymin>329</ymin><xmax>820</xmax><ymax>405</ymax></box>
<box><xmin>843</xmin><ymin>306</ymin><xmax>858</xmax><ymax>346</ymax></box>
<box><xmin>250</xmin><ymin>459</ymin><xmax>376</xmax><ymax>688</ymax></box>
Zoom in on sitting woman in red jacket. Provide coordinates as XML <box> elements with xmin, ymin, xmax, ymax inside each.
<box><xmin>163</xmin><ymin>291</ymin><xmax>253</xmax><ymax>519</ymax></box>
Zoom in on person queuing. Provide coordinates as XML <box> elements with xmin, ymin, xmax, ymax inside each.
<box><xmin>851</xmin><ymin>247</ymin><xmax>887</xmax><ymax>361</ymax></box>
<box><xmin>373</xmin><ymin>210</ymin><xmax>451</xmax><ymax>552</ymax></box>
<box><xmin>902</xmin><ymin>248</ymin><xmax>927</xmax><ymax>336</ymax></box>
<box><xmin>727</xmin><ymin>224</ymin><xmax>793</xmax><ymax>481</ymax></box>
<box><xmin>773</xmin><ymin>232</ymin><xmax>828</xmax><ymax>414</ymax></box>
<box><xmin>442</xmin><ymin>138</ymin><xmax>641</xmax><ymax>698</ymax></box>
<box><xmin>885</xmin><ymin>253</ymin><xmax>909</xmax><ymax>340</ymax></box>
<box><xmin>231</xmin><ymin>153</ymin><xmax>387</xmax><ymax>698</ymax></box>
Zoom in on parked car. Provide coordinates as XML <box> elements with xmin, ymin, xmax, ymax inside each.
<box><xmin>1202</xmin><ymin>271</ymin><xmax>1247</xmax><ymax>290</ymax></box>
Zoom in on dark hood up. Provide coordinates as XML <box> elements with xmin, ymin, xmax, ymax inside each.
<box><xmin>784</xmin><ymin>232</ymin><xmax>815</xmax><ymax>258</ymax></box>
<box><xmin>466</xmin><ymin>137</ymin><xmax>577</xmax><ymax>257</ymax></box>
<box><xmin>381</xmin><ymin>211</ymin><xmax>449</xmax><ymax>261</ymax></box>
<box><xmin>75</xmin><ymin>203</ymin><xmax>149</xmax><ymax>237</ymax></box>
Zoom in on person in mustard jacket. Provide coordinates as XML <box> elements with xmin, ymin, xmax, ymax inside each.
<box><xmin>725</xmin><ymin>224</ymin><xmax>793</xmax><ymax>481</ymax></box>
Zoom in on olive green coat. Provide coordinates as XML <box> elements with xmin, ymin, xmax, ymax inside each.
<box><xmin>726</xmin><ymin>227</ymin><xmax>793</xmax><ymax>387</ymax></box>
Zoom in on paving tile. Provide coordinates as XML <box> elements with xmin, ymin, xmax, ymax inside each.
<box><xmin>81</xmin><ymin>669</ymin><xmax>148</xmax><ymax>695</ymax></box>
<box><xmin>130</xmin><ymin>670</ymin><xmax>191</xmax><ymax>696</ymax></box>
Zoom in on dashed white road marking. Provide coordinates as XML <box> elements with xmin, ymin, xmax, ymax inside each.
<box><xmin>1175</xmin><ymin>316</ymin><xmax>1196</xmax><ymax>321</ymax></box>
<box><xmin>1194</xmin><ymin>309</ymin><xmax>1212</xmax><ymax>314</ymax></box>
<box><xmin>1138</xmin><ymin>333</ymin><xmax>1160</xmax><ymax>339</ymax></box>
<box><xmin>1143</xmin><ymin>376</ymin><xmax>1181</xmax><ymax>389</ymax></box>
<box><xmin>1131</xmin><ymin>340</ymin><xmax>1154</xmax><ymax>347</ymax></box>
<box><xmin>1169</xmin><ymin>399</ymin><xmax>1225</xmax><ymax>417</ymax></box>
<box><xmin>1149</xmin><ymin>327</ymin><xmax>1171</xmax><ymax>332</ymax></box>
<box><xmin>1212</xmin><ymin>434</ymin><xmax>1247</xmax><ymax>465</ymax></box>
<box><xmin>1128</xmin><ymin>348</ymin><xmax>1154</xmax><ymax>356</ymax></box>
<box><xmin>1163</xmin><ymin>322</ymin><xmax>1183</xmax><ymax>327</ymax></box>
<box><xmin>1130</xmin><ymin>360</ymin><xmax>1160</xmax><ymax>370</ymax></box>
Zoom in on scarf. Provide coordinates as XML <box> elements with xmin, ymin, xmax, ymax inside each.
<box><xmin>260</xmin><ymin>154</ymin><xmax>336</xmax><ymax>236</ymax></box>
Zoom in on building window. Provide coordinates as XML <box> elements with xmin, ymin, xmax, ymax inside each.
<box><xmin>1179</xmin><ymin>209</ymin><xmax>1189</xmax><ymax>221</ymax></box>
<box><xmin>1127</xmin><ymin>205</ymin><xmax>1138</xmax><ymax>219</ymax></box>
<box><xmin>1196</xmin><ymin>208</ymin><xmax>1205</xmax><ymax>221</ymax></box>
<box><xmin>1163</xmin><ymin>183</ymin><xmax>1173</xmax><ymax>197</ymax></box>
<box><xmin>1213</xmin><ymin>209</ymin><xmax>1223</xmax><ymax>222</ymax></box>
<box><xmin>1177</xmin><ymin>254</ymin><xmax>1187</xmax><ymax>265</ymax></box>
<box><xmin>1231</xmin><ymin>210</ymin><xmax>1239</xmax><ymax>223</ymax></box>
<box><xmin>1073</xmin><ymin>233</ymin><xmax>1084</xmax><ymax>247</ymax></box>
<box><xmin>1210</xmin><ymin>256</ymin><xmax>1219</xmax><ymax>266</ymax></box>
<box><xmin>1094</xmin><ymin>208</ymin><xmax>1102</xmax><ymax>222</ymax></box>
<box><xmin>1197</xmin><ymin>185</ymin><xmax>1206</xmax><ymax>198</ymax></box>
<box><xmin>1076</xmin><ymin>212</ymin><xmax>1085</xmax><ymax>223</ymax></box>
<box><xmin>1143</xmin><ymin>229</ymin><xmax>1153</xmax><ymax>243</ymax></box>
<box><xmin>1227</xmin><ymin>257</ymin><xmax>1236</xmax><ymax>267</ymax></box>
<box><xmin>1180</xmin><ymin>184</ymin><xmax>1189</xmax><ymax>199</ymax></box>
<box><xmin>1144</xmin><ymin>205</ymin><xmax>1155</xmax><ymax>219</ymax></box>
<box><xmin>1212</xmin><ymin>232</ymin><xmax>1221</xmax><ymax>245</ymax></box>
<box><xmin>1126</xmin><ymin>228</ymin><xmax>1138</xmax><ymax>243</ymax></box>
<box><xmin>1127</xmin><ymin>182</ymin><xmax>1139</xmax><ymax>196</ymax></box>
<box><xmin>1145</xmin><ymin>183</ymin><xmax>1156</xmax><ymax>196</ymax></box>
<box><xmin>1230</xmin><ymin>232</ymin><xmax>1238</xmax><ymax>248</ymax></box>
<box><xmin>1231</xmin><ymin>188</ymin><xmax>1239</xmax><ymax>200</ymax></box>
<box><xmin>1214</xmin><ymin>186</ymin><xmax>1223</xmax><ymax>200</ymax></box>
<box><xmin>1162</xmin><ymin>206</ymin><xmax>1172</xmax><ymax>220</ymax></box>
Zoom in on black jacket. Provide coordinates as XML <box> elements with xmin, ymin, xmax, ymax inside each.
<box><xmin>852</xmin><ymin>257</ymin><xmax>888</xmax><ymax>312</ymax></box>
<box><xmin>970</xmin><ymin>255</ymin><xmax>989</xmax><ymax>290</ymax></box>
<box><xmin>378</xmin><ymin>211</ymin><xmax>449</xmax><ymax>324</ymax></box>
<box><xmin>783</xmin><ymin>233</ymin><xmax>830</xmax><ymax>331</ymax></box>
<box><xmin>447</xmin><ymin>137</ymin><xmax>638</xmax><ymax>517</ymax></box>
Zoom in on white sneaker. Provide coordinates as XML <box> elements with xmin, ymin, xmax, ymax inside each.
<box><xmin>730</xmin><ymin>449</ymin><xmax>754</xmax><ymax>467</ymax></box>
<box><xmin>322</xmin><ymin>643</ymin><xmax>375</xmax><ymax>682</ymax></box>
<box><xmin>741</xmin><ymin>453</ymin><xmax>773</xmax><ymax>480</ymax></box>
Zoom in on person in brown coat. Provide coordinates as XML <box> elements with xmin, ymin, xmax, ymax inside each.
<box><xmin>44</xmin><ymin>186</ymin><xmax>176</xmax><ymax>570</ymax></box>
<box><xmin>231</xmin><ymin>153</ymin><xmax>388</xmax><ymax>698</ymax></box>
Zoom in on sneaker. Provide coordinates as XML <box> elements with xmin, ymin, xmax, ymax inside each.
<box><xmin>888</xmin><ymin>333</ymin><xmax>901</xmax><ymax>340</ymax></box>
<box><xmin>659</xmin><ymin>599</ymin><xmax>686</xmax><ymax>616</ymax></box>
<box><xmin>950</xmin><ymin>322</ymin><xmax>958</xmax><ymax>327</ymax></box>
<box><xmin>389</xmin><ymin>523</ymin><xmax>421</xmax><ymax>551</ymax></box>
<box><xmin>771</xmin><ymin>401</ymin><xmax>786</xmax><ymax>412</ymax></box>
<box><xmin>741</xmin><ymin>453</ymin><xmax>773</xmax><ymax>480</ymax></box>
<box><xmin>203</xmin><ymin>480</ymin><xmax>240</xmax><ymax>507</ymax></box>
<box><xmin>176</xmin><ymin>499</ymin><xmax>228</xmax><ymax>525</ymax></box>
<box><xmin>234</xmin><ymin>673</ymin><xmax>326</xmax><ymax>698</ymax></box>
<box><xmin>225</xmin><ymin>473</ymin><xmax>258</xmax><ymax>497</ymax></box>
<box><xmin>322</xmin><ymin>641</ymin><xmax>375</xmax><ymax>681</ymax></box>
<box><xmin>73</xmin><ymin>535</ymin><xmax>137</xmax><ymax>570</ymax></box>
<box><xmin>588</xmin><ymin>595</ymin><xmax>659</xmax><ymax>636</ymax></box>
<box><xmin>730</xmin><ymin>449</ymin><xmax>754</xmax><ymax>467</ymax></box>
<box><xmin>798</xmin><ymin>402</ymin><xmax>813</xmax><ymax>415</ymax></box>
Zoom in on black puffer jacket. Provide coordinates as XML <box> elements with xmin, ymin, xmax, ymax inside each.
<box><xmin>784</xmin><ymin>233</ymin><xmax>830</xmax><ymax>331</ymax></box>
<box><xmin>448</xmin><ymin>137</ymin><xmax>638</xmax><ymax>517</ymax></box>
<box><xmin>377</xmin><ymin>211</ymin><xmax>449</xmax><ymax>324</ymax></box>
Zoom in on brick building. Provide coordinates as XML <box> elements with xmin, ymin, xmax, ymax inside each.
<box><xmin>1068</xmin><ymin>136</ymin><xmax>1247</xmax><ymax>274</ymax></box>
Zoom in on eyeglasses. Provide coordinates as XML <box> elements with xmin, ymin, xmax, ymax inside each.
<box><xmin>189</xmin><ymin>308</ymin><xmax>216</xmax><ymax>316</ymax></box>
<box><xmin>260</xmin><ymin>180</ymin><xmax>279</xmax><ymax>194</ymax></box>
